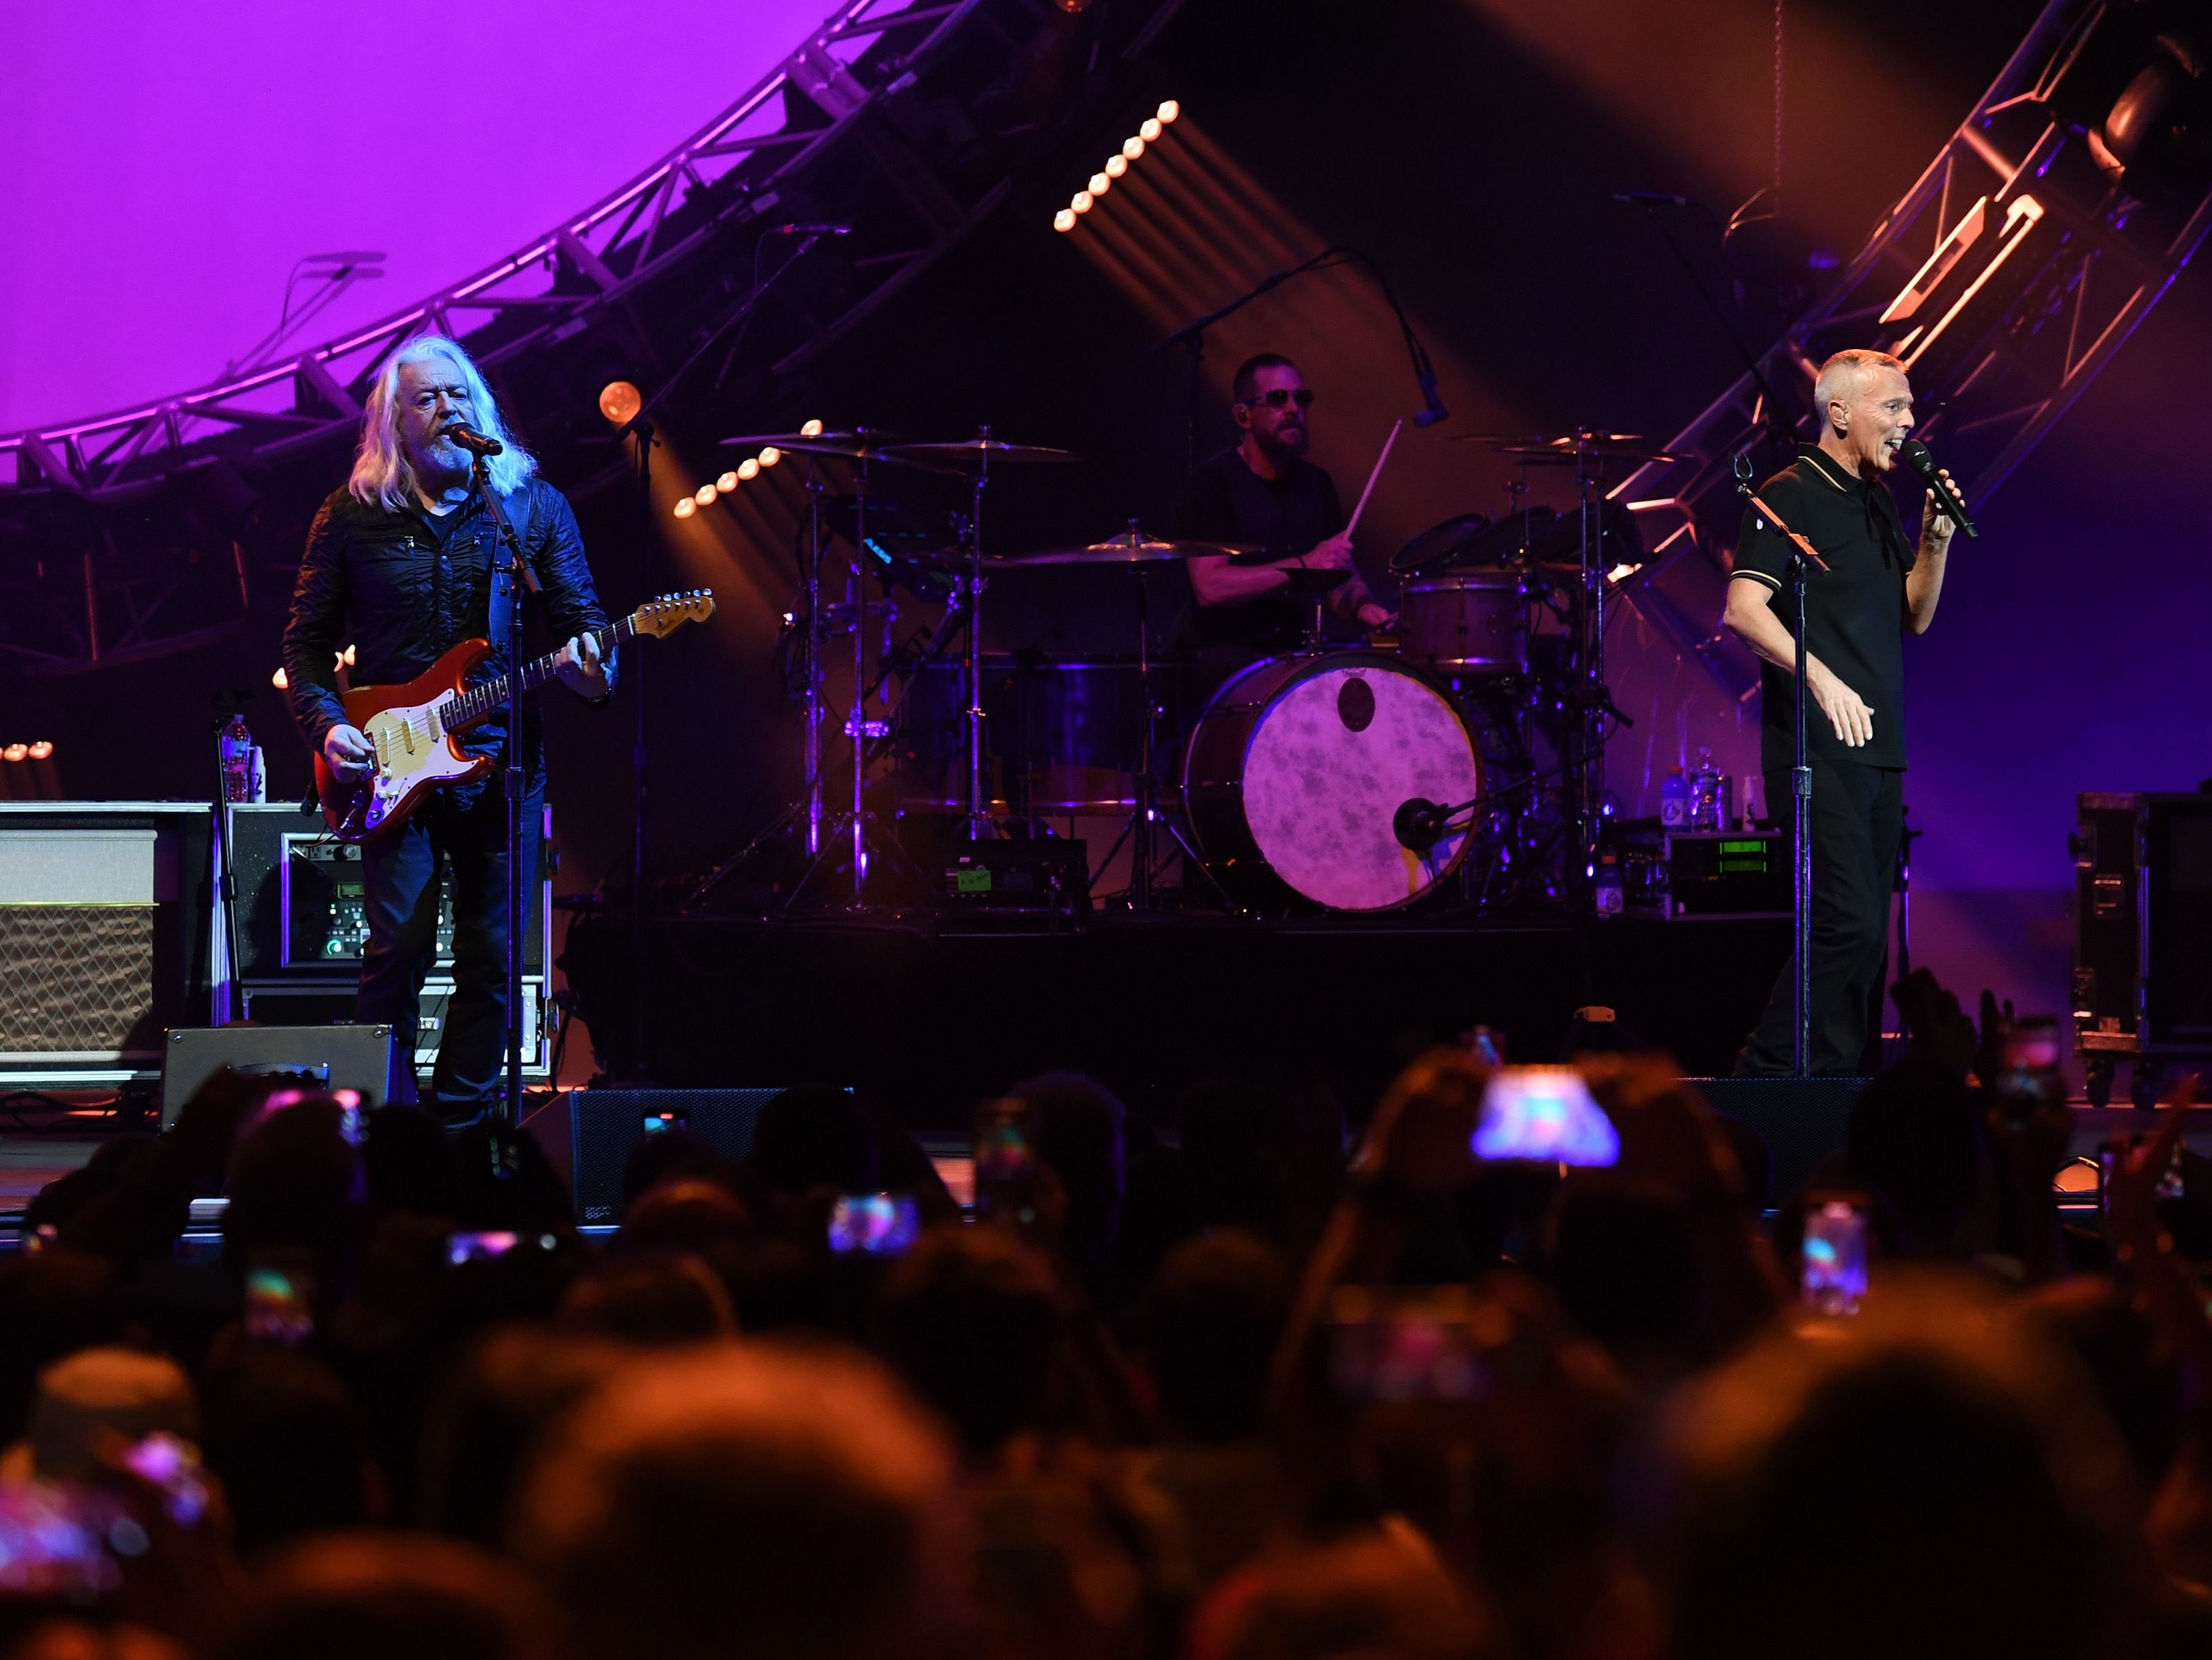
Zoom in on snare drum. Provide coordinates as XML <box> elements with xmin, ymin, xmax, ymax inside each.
<box><xmin>1397</xmin><ymin>571</ymin><xmax>1527</xmax><ymax>676</ymax></box>
<box><xmin>1182</xmin><ymin>653</ymin><xmax>1481</xmax><ymax>912</ymax></box>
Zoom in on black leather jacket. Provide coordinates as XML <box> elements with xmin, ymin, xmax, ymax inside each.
<box><xmin>281</xmin><ymin>477</ymin><xmax>615</xmax><ymax>798</ymax></box>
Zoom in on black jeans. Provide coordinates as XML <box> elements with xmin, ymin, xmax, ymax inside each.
<box><xmin>357</xmin><ymin>782</ymin><xmax>541</xmax><ymax>1114</ymax></box>
<box><xmin>1738</xmin><ymin>759</ymin><xmax>1904</xmax><ymax>1077</ymax></box>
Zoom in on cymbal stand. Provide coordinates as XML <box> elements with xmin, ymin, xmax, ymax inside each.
<box><xmin>964</xmin><ymin>430</ymin><xmax>992</xmax><ymax>842</ymax></box>
<box><xmin>1572</xmin><ymin>440</ymin><xmax>1608</xmax><ymax>891</ymax></box>
<box><xmin>1090</xmin><ymin>537</ymin><xmax>1230</xmax><ymax>912</ymax></box>
<box><xmin>777</xmin><ymin>455</ymin><xmax>927</xmax><ymax>912</ymax></box>
<box><xmin>682</xmin><ymin>455</ymin><xmax>830</xmax><ymax>910</ymax></box>
<box><xmin>803</xmin><ymin>454</ymin><xmax>828</xmax><ymax>858</ymax></box>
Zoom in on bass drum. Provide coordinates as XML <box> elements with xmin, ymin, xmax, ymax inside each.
<box><xmin>1182</xmin><ymin>653</ymin><xmax>1480</xmax><ymax>912</ymax></box>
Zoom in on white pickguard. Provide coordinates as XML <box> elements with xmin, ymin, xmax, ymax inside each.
<box><xmin>357</xmin><ymin>692</ymin><xmax>479</xmax><ymax>830</ymax></box>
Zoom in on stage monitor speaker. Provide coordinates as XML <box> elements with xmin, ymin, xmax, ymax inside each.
<box><xmin>1686</xmin><ymin>1076</ymin><xmax>1863</xmax><ymax>1208</ymax></box>
<box><xmin>565</xmin><ymin>1088</ymin><xmax>781</xmax><ymax>1225</ymax></box>
<box><xmin>161</xmin><ymin>1024</ymin><xmax>405</xmax><ymax>1129</ymax></box>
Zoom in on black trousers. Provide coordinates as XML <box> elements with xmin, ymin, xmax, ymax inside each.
<box><xmin>1738</xmin><ymin>759</ymin><xmax>1904</xmax><ymax>1077</ymax></box>
<box><xmin>357</xmin><ymin>780</ymin><xmax>541</xmax><ymax>1114</ymax></box>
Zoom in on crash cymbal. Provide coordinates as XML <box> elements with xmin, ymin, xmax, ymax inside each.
<box><xmin>884</xmin><ymin>437</ymin><xmax>1083</xmax><ymax>465</ymax></box>
<box><xmin>1001</xmin><ymin>530</ymin><xmax>1258</xmax><ymax>566</ymax></box>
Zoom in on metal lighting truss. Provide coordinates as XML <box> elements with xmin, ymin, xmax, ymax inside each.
<box><xmin>1610</xmin><ymin>0</ymin><xmax>2212</xmax><ymax>698</ymax></box>
<box><xmin>0</xmin><ymin>0</ymin><xmax>1185</xmax><ymax>678</ymax></box>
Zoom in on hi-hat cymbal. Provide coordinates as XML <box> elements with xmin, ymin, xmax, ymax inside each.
<box><xmin>884</xmin><ymin>437</ymin><xmax>1083</xmax><ymax>466</ymax></box>
<box><xmin>1003</xmin><ymin>530</ymin><xmax>1258</xmax><ymax>566</ymax></box>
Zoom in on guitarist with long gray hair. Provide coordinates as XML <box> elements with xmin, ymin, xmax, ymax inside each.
<box><xmin>282</xmin><ymin>333</ymin><xmax>616</xmax><ymax>1125</ymax></box>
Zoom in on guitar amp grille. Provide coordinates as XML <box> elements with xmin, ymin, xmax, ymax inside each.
<box><xmin>0</xmin><ymin>907</ymin><xmax>160</xmax><ymax>1056</ymax></box>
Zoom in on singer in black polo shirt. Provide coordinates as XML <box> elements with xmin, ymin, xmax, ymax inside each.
<box><xmin>1724</xmin><ymin>348</ymin><xmax>1962</xmax><ymax>1076</ymax></box>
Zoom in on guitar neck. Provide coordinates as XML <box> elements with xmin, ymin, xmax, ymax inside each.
<box><xmin>449</xmin><ymin>615</ymin><xmax>635</xmax><ymax>726</ymax></box>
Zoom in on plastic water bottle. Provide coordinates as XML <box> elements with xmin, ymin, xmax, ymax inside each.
<box><xmin>1594</xmin><ymin>854</ymin><xmax>1624</xmax><ymax>918</ymax></box>
<box><xmin>1660</xmin><ymin>766</ymin><xmax>1688</xmax><ymax>828</ymax></box>
<box><xmin>1687</xmin><ymin>747</ymin><xmax>1722</xmax><ymax>831</ymax></box>
<box><xmin>219</xmin><ymin>714</ymin><xmax>265</xmax><ymax>804</ymax></box>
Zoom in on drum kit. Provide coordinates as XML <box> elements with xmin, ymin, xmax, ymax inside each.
<box><xmin>686</xmin><ymin>423</ymin><xmax>1671</xmax><ymax>920</ymax></box>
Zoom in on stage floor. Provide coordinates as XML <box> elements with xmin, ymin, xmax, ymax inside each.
<box><xmin>559</xmin><ymin>908</ymin><xmax>1795</xmax><ymax>1126</ymax></box>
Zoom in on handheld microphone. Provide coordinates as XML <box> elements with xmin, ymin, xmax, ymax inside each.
<box><xmin>1612</xmin><ymin>190</ymin><xmax>1695</xmax><ymax>208</ymax></box>
<box><xmin>1897</xmin><ymin>439</ymin><xmax>1978</xmax><ymax>540</ymax></box>
<box><xmin>1412</xmin><ymin>367</ymin><xmax>1450</xmax><ymax>429</ymax></box>
<box><xmin>443</xmin><ymin>423</ymin><xmax>504</xmax><ymax>458</ymax></box>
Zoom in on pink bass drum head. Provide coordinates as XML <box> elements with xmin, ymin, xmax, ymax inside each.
<box><xmin>1189</xmin><ymin>654</ymin><xmax>1481</xmax><ymax>912</ymax></box>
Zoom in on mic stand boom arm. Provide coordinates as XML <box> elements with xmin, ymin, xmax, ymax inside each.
<box><xmin>1735</xmin><ymin>469</ymin><xmax>1827</xmax><ymax>1079</ymax></box>
<box><xmin>1145</xmin><ymin>246</ymin><xmax>1446</xmax><ymax>471</ymax></box>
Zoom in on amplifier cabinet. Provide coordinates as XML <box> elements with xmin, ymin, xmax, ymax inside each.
<box><xmin>0</xmin><ymin>804</ymin><xmax>213</xmax><ymax>1085</ymax></box>
<box><xmin>227</xmin><ymin>803</ymin><xmax>548</xmax><ymax>977</ymax></box>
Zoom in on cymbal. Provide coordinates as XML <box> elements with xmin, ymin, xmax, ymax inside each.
<box><xmin>884</xmin><ymin>437</ymin><xmax>1083</xmax><ymax>466</ymax></box>
<box><xmin>1002</xmin><ymin>530</ymin><xmax>1258</xmax><ymax>566</ymax></box>
<box><xmin>1450</xmin><ymin>431</ymin><xmax>1677</xmax><ymax>463</ymax></box>
<box><xmin>718</xmin><ymin>429</ymin><xmax>951</xmax><ymax>469</ymax></box>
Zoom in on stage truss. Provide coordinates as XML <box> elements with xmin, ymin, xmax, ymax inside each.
<box><xmin>0</xmin><ymin>0</ymin><xmax>1185</xmax><ymax>678</ymax></box>
<box><xmin>1610</xmin><ymin>0</ymin><xmax>2212</xmax><ymax>698</ymax></box>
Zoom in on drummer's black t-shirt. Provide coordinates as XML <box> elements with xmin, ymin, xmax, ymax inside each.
<box><xmin>1731</xmin><ymin>445</ymin><xmax>1915</xmax><ymax>771</ymax></box>
<box><xmin>1169</xmin><ymin>446</ymin><xmax>1344</xmax><ymax>653</ymax></box>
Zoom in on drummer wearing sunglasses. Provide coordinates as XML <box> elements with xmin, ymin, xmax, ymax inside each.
<box><xmin>1171</xmin><ymin>354</ymin><xmax>1391</xmax><ymax>682</ymax></box>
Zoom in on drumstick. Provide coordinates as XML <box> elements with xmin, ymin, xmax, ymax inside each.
<box><xmin>1343</xmin><ymin>418</ymin><xmax>1402</xmax><ymax>541</ymax></box>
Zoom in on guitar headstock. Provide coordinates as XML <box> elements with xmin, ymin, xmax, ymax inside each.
<box><xmin>630</xmin><ymin>589</ymin><xmax>716</xmax><ymax>638</ymax></box>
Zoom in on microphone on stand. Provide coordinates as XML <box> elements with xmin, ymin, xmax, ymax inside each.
<box><xmin>1412</xmin><ymin>366</ymin><xmax>1451</xmax><ymax>428</ymax></box>
<box><xmin>443</xmin><ymin>423</ymin><xmax>505</xmax><ymax>458</ymax></box>
<box><xmin>1393</xmin><ymin>797</ymin><xmax>1449</xmax><ymax>854</ymax></box>
<box><xmin>1897</xmin><ymin>439</ymin><xmax>1979</xmax><ymax>540</ymax></box>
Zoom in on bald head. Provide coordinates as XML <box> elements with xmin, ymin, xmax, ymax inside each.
<box><xmin>1812</xmin><ymin>349</ymin><xmax>1913</xmax><ymax>476</ymax></box>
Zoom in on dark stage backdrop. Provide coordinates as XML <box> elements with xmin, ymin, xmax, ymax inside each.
<box><xmin>17</xmin><ymin>0</ymin><xmax>2208</xmax><ymax>1077</ymax></box>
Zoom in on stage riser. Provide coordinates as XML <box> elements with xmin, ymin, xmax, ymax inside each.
<box><xmin>562</xmin><ymin>914</ymin><xmax>1791</xmax><ymax>1127</ymax></box>
<box><xmin>1689</xmin><ymin>1076</ymin><xmax>1863</xmax><ymax>1206</ymax></box>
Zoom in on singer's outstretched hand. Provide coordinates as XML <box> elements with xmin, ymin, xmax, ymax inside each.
<box><xmin>1922</xmin><ymin>468</ymin><xmax>1962</xmax><ymax>555</ymax></box>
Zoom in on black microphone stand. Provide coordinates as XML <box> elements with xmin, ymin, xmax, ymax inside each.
<box><xmin>1734</xmin><ymin>455</ymin><xmax>1826</xmax><ymax>1078</ymax></box>
<box><xmin>468</xmin><ymin>454</ymin><xmax>542</xmax><ymax>1149</ymax></box>
<box><xmin>1146</xmin><ymin>246</ymin><xmax>1446</xmax><ymax>472</ymax></box>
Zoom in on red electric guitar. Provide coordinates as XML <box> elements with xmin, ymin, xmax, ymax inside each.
<box><xmin>313</xmin><ymin>589</ymin><xmax>715</xmax><ymax>842</ymax></box>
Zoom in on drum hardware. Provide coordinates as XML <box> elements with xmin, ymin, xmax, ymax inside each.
<box><xmin>1281</xmin><ymin>564</ymin><xmax>1353</xmax><ymax>649</ymax></box>
<box><xmin>1077</xmin><ymin>524</ymin><xmax>1230</xmax><ymax>912</ymax></box>
<box><xmin>691</xmin><ymin>434</ymin><xmax>950</xmax><ymax>912</ymax></box>
<box><xmin>882</xmin><ymin>427</ymin><xmax>1091</xmax><ymax>842</ymax></box>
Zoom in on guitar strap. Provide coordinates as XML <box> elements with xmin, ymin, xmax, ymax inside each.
<box><xmin>483</xmin><ymin>492</ymin><xmax>518</xmax><ymax>650</ymax></box>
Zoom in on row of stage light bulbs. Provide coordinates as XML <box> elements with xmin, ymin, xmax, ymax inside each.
<box><xmin>672</xmin><ymin>422</ymin><xmax>823</xmax><ymax>520</ymax></box>
<box><xmin>1053</xmin><ymin>100</ymin><xmax>1180</xmax><ymax>232</ymax></box>
<box><xmin>2</xmin><ymin>741</ymin><xmax>54</xmax><ymax>762</ymax></box>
